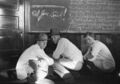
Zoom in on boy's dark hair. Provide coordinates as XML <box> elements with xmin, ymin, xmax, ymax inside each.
<box><xmin>50</xmin><ymin>28</ymin><xmax>61</xmax><ymax>36</ymax></box>
<box><xmin>84</xmin><ymin>32</ymin><xmax>95</xmax><ymax>38</ymax></box>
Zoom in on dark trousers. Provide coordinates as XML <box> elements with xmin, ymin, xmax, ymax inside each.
<box><xmin>83</xmin><ymin>60</ymin><xmax>103</xmax><ymax>75</ymax></box>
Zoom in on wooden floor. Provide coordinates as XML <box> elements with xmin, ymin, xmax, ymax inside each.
<box><xmin>55</xmin><ymin>72</ymin><xmax>120</xmax><ymax>84</ymax></box>
<box><xmin>0</xmin><ymin>70</ymin><xmax>120</xmax><ymax>84</ymax></box>
<box><xmin>0</xmin><ymin>65</ymin><xmax>120</xmax><ymax>84</ymax></box>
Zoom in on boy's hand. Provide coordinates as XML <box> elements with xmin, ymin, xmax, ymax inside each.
<box><xmin>84</xmin><ymin>52</ymin><xmax>93</xmax><ymax>60</ymax></box>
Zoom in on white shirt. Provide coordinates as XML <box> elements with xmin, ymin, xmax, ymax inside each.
<box><xmin>53</xmin><ymin>38</ymin><xmax>83</xmax><ymax>63</ymax></box>
<box><xmin>16</xmin><ymin>44</ymin><xmax>54</xmax><ymax>80</ymax></box>
<box><xmin>89</xmin><ymin>40</ymin><xmax>114</xmax><ymax>61</ymax></box>
<box><xmin>88</xmin><ymin>40</ymin><xmax>115</xmax><ymax>71</ymax></box>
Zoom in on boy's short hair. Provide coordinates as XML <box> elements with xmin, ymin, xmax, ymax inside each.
<box><xmin>50</xmin><ymin>28</ymin><xmax>60</xmax><ymax>36</ymax></box>
<box><xmin>84</xmin><ymin>32</ymin><xmax>95</xmax><ymax>38</ymax></box>
<box><xmin>37</xmin><ymin>33</ymin><xmax>48</xmax><ymax>41</ymax></box>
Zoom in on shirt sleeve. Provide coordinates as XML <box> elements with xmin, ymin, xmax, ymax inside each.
<box><xmin>39</xmin><ymin>51</ymin><xmax>54</xmax><ymax>66</ymax></box>
<box><xmin>53</xmin><ymin>39</ymin><xmax>65</xmax><ymax>59</ymax></box>
<box><xmin>45</xmin><ymin>56</ymin><xmax>54</xmax><ymax>65</ymax></box>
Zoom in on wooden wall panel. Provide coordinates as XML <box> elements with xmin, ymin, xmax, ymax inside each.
<box><xmin>0</xmin><ymin>0</ymin><xmax>24</xmax><ymax>71</ymax></box>
<box><xmin>0</xmin><ymin>0</ymin><xmax>19</xmax><ymax>10</ymax></box>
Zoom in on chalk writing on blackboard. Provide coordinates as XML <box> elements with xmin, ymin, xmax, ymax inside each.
<box><xmin>30</xmin><ymin>5</ymin><xmax>67</xmax><ymax>32</ymax></box>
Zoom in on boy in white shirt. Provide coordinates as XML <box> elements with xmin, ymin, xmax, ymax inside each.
<box><xmin>50</xmin><ymin>29</ymin><xmax>83</xmax><ymax>84</ymax></box>
<box><xmin>83</xmin><ymin>32</ymin><xmax>115</xmax><ymax>73</ymax></box>
<box><xmin>16</xmin><ymin>33</ymin><xmax>54</xmax><ymax>84</ymax></box>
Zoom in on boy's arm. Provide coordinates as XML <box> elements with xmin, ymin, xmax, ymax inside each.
<box><xmin>84</xmin><ymin>47</ymin><xmax>93</xmax><ymax>60</ymax></box>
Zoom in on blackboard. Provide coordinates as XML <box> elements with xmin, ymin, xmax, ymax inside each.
<box><xmin>30</xmin><ymin>4</ymin><xmax>68</xmax><ymax>32</ymax></box>
<box><xmin>67</xmin><ymin>0</ymin><xmax>120</xmax><ymax>33</ymax></box>
<box><xmin>28</xmin><ymin>0</ymin><xmax>120</xmax><ymax>33</ymax></box>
